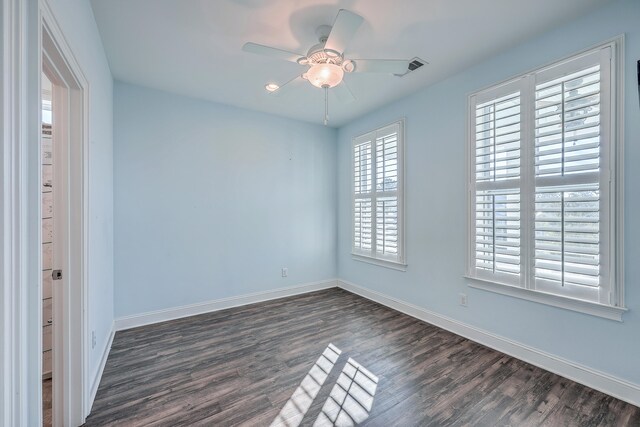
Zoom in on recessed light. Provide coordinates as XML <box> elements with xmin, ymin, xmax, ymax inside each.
<box><xmin>265</xmin><ymin>83</ymin><xmax>279</xmax><ymax>92</ymax></box>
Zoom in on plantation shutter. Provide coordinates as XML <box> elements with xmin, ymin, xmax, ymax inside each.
<box><xmin>375</xmin><ymin>127</ymin><xmax>399</xmax><ymax>258</ymax></box>
<box><xmin>354</xmin><ymin>136</ymin><xmax>373</xmax><ymax>253</ymax></box>
<box><xmin>533</xmin><ymin>47</ymin><xmax>611</xmax><ymax>303</ymax></box>
<box><xmin>353</xmin><ymin>121</ymin><xmax>404</xmax><ymax>265</ymax></box>
<box><xmin>470</xmin><ymin>81</ymin><xmax>523</xmax><ymax>285</ymax></box>
<box><xmin>468</xmin><ymin>44</ymin><xmax>616</xmax><ymax>308</ymax></box>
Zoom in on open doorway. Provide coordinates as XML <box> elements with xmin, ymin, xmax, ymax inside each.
<box><xmin>41</xmin><ymin>71</ymin><xmax>54</xmax><ymax>427</ymax></box>
<box><xmin>40</xmin><ymin>6</ymin><xmax>90</xmax><ymax>426</ymax></box>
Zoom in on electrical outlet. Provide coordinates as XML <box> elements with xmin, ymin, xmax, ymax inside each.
<box><xmin>281</xmin><ymin>267</ymin><xmax>288</xmax><ymax>277</ymax></box>
<box><xmin>459</xmin><ymin>293</ymin><xmax>468</xmax><ymax>307</ymax></box>
<box><xmin>92</xmin><ymin>331</ymin><xmax>96</xmax><ymax>349</ymax></box>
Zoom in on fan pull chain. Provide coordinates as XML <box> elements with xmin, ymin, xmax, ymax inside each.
<box><xmin>324</xmin><ymin>86</ymin><xmax>329</xmax><ymax>126</ymax></box>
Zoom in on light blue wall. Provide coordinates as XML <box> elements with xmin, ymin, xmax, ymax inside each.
<box><xmin>114</xmin><ymin>82</ymin><xmax>337</xmax><ymax>317</ymax></box>
<box><xmin>45</xmin><ymin>0</ymin><xmax>115</xmax><ymax>386</ymax></box>
<box><xmin>337</xmin><ymin>0</ymin><xmax>640</xmax><ymax>385</ymax></box>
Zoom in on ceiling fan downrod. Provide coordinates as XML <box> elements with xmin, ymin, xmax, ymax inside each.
<box><xmin>324</xmin><ymin>85</ymin><xmax>329</xmax><ymax>126</ymax></box>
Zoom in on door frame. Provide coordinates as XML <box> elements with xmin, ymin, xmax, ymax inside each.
<box><xmin>1</xmin><ymin>0</ymin><xmax>30</xmax><ymax>424</ymax></box>
<box><xmin>0</xmin><ymin>0</ymin><xmax>89</xmax><ymax>424</ymax></box>
<box><xmin>41</xmin><ymin>2</ymin><xmax>90</xmax><ymax>425</ymax></box>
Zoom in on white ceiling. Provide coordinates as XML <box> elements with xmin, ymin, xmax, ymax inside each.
<box><xmin>91</xmin><ymin>0</ymin><xmax>611</xmax><ymax>127</ymax></box>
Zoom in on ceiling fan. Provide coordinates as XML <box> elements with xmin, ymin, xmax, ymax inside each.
<box><xmin>242</xmin><ymin>9</ymin><xmax>409</xmax><ymax>125</ymax></box>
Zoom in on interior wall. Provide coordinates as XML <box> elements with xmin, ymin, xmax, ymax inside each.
<box><xmin>337</xmin><ymin>0</ymin><xmax>640</xmax><ymax>385</ymax></box>
<box><xmin>41</xmin><ymin>0</ymin><xmax>114</xmax><ymax>397</ymax></box>
<box><xmin>113</xmin><ymin>82</ymin><xmax>337</xmax><ymax>318</ymax></box>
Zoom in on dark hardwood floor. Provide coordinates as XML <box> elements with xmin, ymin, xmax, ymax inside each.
<box><xmin>43</xmin><ymin>378</ymin><xmax>52</xmax><ymax>427</ymax></box>
<box><xmin>84</xmin><ymin>288</ymin><xmax>640</xmax><ymax>426</ymax></box>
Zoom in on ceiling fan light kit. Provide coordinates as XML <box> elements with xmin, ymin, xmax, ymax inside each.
<box><xmin>305</xmin><ymin>63</ymin><xmax>344</xmax><ymax>88</ymax></box>
<box><xmin>243</xmin><ymin>9</ymin><xmax>414</xmax><ymax>125</ymax></box>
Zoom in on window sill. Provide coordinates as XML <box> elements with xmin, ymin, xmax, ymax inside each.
<box><xmin>352</xmin><ymin>254</ymin><xmax>407</xmax><ymax>271</ymax></box>
<box><xmin>464</xmin><ymin>276</ymin><xmax>627</xmax><ymax>322</ymax></box>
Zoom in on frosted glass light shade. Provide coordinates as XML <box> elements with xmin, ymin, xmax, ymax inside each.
<box><xmin>306</xmin><ymin>63</ymin><xmax>344</xmax><ymax>88</ymax></box>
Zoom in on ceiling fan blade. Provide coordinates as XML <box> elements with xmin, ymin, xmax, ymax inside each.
<box><xmin>324</xmin><ymin>9</ymin><xmax>364</xmax><ymax>54</ymax></box>
<box><xmin>333</xmin><ymin>81</ymin><xmax>355</xmax><ymax>103</ymax></box>
<box><xmin>270</xmin><ymin>74</ymin><xmax>305</xmax><ymax>97</ymax></box>
<box><xmin>352</xmin><ymin>59</ymin><xmax>410</xmax><ymax>74</ymax></box>
<box><xmin>242</xmin><ymin>42</ymin><xmax>304</xmax><ymax>63</ymax></box>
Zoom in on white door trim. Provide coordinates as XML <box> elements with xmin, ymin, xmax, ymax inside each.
<box><xmin>1</xmin><ymin>0</ymin><xmax>30</xmax><ymax>425</ymax></box>
<box><xmin>40</xmin><ymin>1</ymin><xmax>90</xmax><ymax>425</ymax></box>
<box><xmin>0</xmin><ymin>0</ymin><xmax>89</xmax><ymax>424</ymax></box>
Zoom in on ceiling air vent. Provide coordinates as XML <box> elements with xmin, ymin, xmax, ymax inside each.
<box><xmin>394</xmin><ymin>57</ymin><xmax>428</xmax><ymax>77</ymax></box>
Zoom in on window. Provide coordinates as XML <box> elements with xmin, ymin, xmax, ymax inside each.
<box><xmin>352</xmin><ymin>120</ymin><xmax>405</xmax><ymax>268</ymax></box>
<box><xmin>467</xmin><ymin>41</ymin><xmax>624</xmax><ymax>318</ymax></box>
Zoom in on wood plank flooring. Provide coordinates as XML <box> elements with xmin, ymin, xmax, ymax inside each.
<box><xmin>43</xmin><ymin>378</ymin><xmax>52</xmax><ymax>427</ymax></box>
<box><xmin>84</xmin><ymin>288</ymin><xmax>640</xmax><ymax>426</ymax></box>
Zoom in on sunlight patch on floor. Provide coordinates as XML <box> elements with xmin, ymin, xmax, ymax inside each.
<box><xmin>313</xmin><ymin>358</ymin><xmax>378</xmax><ymax>427</ymax></box>
<box><xmin>270</xmin><ymin>343</ymin><xmax>342</xmax><ymax>427</ymax></box>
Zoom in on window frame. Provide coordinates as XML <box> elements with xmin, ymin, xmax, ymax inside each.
<box><xmin>351</xmin><ymin>119</ymin><xmax>406</xmax><ymax>270</ymax></box>
<box><xmin>465</xmin><ymin>38</ymin><xmax>626</xmax><ymax>321</ymax></box>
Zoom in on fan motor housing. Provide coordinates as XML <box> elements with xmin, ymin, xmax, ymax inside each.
<box><xmin>306</xmin><ymin>43</ymin><xmax>343</xmax><ymax>66</ymax></box>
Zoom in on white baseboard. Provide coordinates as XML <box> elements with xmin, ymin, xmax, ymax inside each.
<box><xmin>114</xmin><ymin>279</ymin><xmax>339</xmax><ymax>331</ymax></box>
<box><xmin>86</xmin><ymin>323</ymin><xmax>115</xmax><ymax>417</ymax></box>
<box><xmin>337</xmin><ymin>279</ymin><xmax>640</xmax><ymax>408</ymax></box>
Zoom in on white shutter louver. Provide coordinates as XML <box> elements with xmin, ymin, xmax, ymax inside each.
<box><xmin>375</xmin><ymin>130</ymin><xmax>399</xmax><ymax>257</ymax></box>
<box><xmin>473</xmin><ymin>90</ymin><xmax>521</xmax><ymax>282</ymax></box>
<box><xmin>475</xmin><ymin>93</ymin><xmax>521</xmax><ymax>183</ymax></box>
<box><xmin>354</xmin><ymin>200</ymin><xmax>372</xmax><ymax>251</ymax></box>
<box><xmin>475</xmin><ymin>190</ymin><xmax>521</xmax><ymax>275</ymax></box>
<box><xmin>376</xmin><ymin>131</ymin><xmax>398</xmax><ymax>191</ymax></box>
<box><xmin>354</xmin><ymin>140</ymin><xmax>372</xmax><ymax>253</ymax></box>
<box><xmin>354</xmin><ymin>141</ymin><xmax>372</xmax><ymax>194</ymax></box>
<box><xmin>376</xmin><ymin>197</ymin><xmax>398</xmax><ymax>256</ymax></box>
<box><xmin>534</xmin><ymin>58</ymin><xmax>603</xmax><ymax>296</ymax></box>
<box><xmin>534</xmin><ymin>185</ymin><xmax>600</xmax><ymax>287</ymax></box>
<box><xmin>535</xmin><ymin>65</ymin><xmax>601</xmax><ymax>177</ymax></box>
